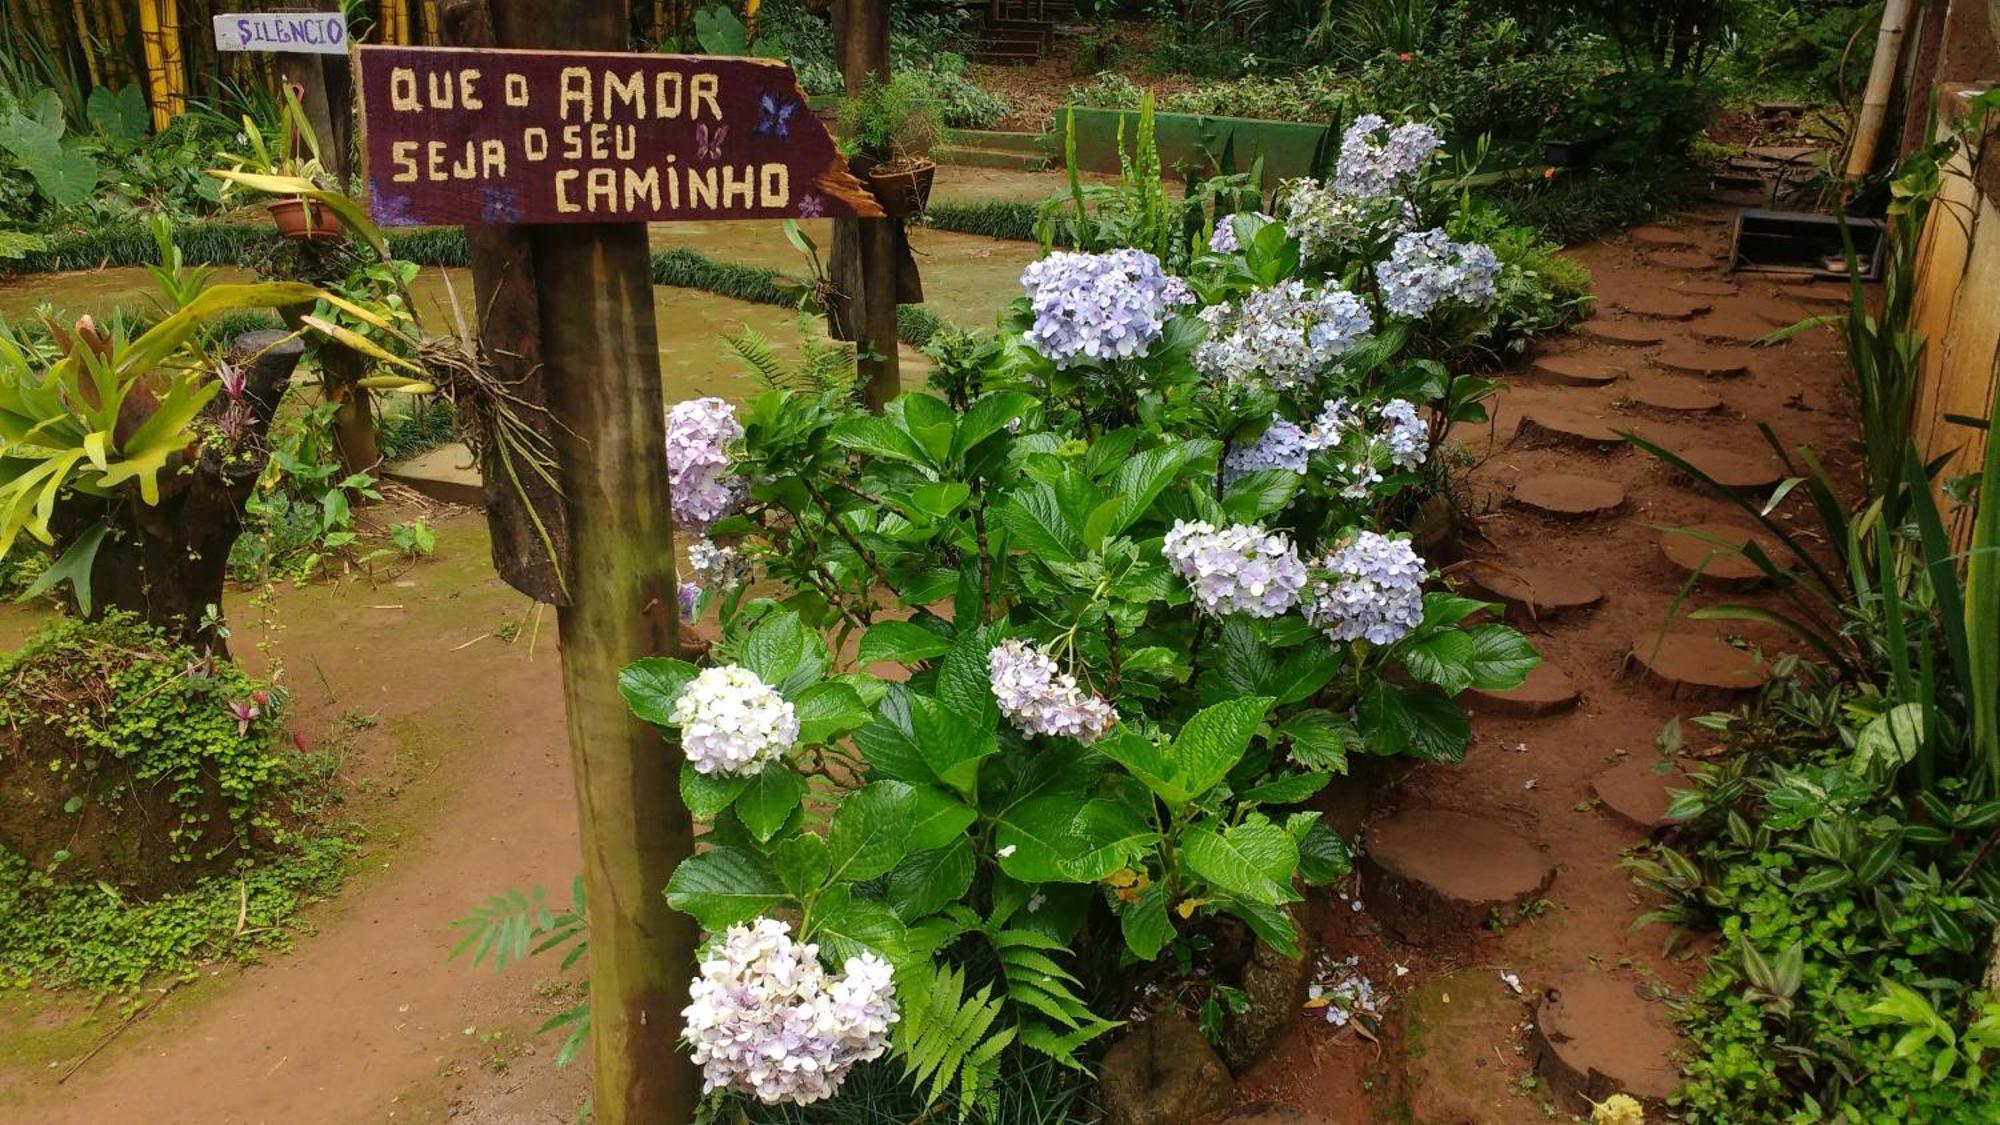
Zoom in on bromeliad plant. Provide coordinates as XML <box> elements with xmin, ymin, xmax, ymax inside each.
<box><xmin>628</xmin><ymin>113</ymin><xmax>1542</xmax><ymax>1118</ymax></box>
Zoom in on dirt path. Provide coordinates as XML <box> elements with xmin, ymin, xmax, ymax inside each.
<box><xmin>1238</xmin><ymin>208</ymin><xmax>1863</xmax><ymax>1120</ymax></box>
<box><xmin>0</xmin><ymin>514</ymin><xmax>591</xmax><ymax>1123</ymax></box>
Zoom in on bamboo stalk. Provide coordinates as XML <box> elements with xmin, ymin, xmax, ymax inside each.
<box><xmin>71</xmin><ymin>0</ymin><xmax>104</xmax><ymax>88</ymax></box>
<box><xmin>104</xmin><ymin>0</ymin><xmax>135</xmax><ymax>86</ymax></box>
<box><xmin>157</xmin><ymin>0</ymin><xmax>185</xmax><ymax>116</ymax></box>
<box><xmin>1846</xmin><ymin>0</ymin><xmax>1913</xmax><ymax>179</ymax></box>
<box><xmin>137</xmin><ymin>0</ymin><xmax>171</xmax><ymax>131</ymax></box>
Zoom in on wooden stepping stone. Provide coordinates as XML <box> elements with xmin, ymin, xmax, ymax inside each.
<box><xmin>1462</xmin><ymin>662</ymin><xmax>1581</xmax><ymax>718</ymax></box>
<box><xmin>1675</xmin><ymin>278</ymin><xmax>1740</xmax><ymax>298</ymax></box>
<box><xmin>1533</xmin><ymin>974</ymin><xmax>1683</xmax><ymax>1113</ymax></box>
<box><xmin>1590</xmin><ymin>756</ymin><xmax>1691</xmax><ymax>832</ymax></box>
<box><xmin>1363</xmin><ymin>809</ymin><xmax>1557</xmax><ymax>942</ymax></box>
<box><xmin>1623</xmin><ymin>377</ymin><xmax>1723</xmax><ymax>414</ymax></box>
<box><xmin>1462</xmin><ymin>561</ymin><xmax>1606</xmax><ymax>619</ymax></box>
<box><xmin>1749</xmin><ymin>301</ymin><xmax>1817</xmax><ymax>328</ymax></box>
<box><xmin>1675</xmin><ymin>210</ymin><xmax>1731</xmax><ymax>226</ymax></box>
<box><xmin>1222</xmin><ymin>1108</ymin><xmax>1337</xmax><ymax>1125</ymax></box>
<box><xmin>1688</xmin><ymin>314</ymin><xmax>1779</xmax><ymax>347</ymax></box>
<box><xmin>1627</xmin><ymin>632</ymin><xmax>1769</xmax><ymax>698</ymax></box>
<box><xmin>1530</xmin><ymin>353</ymin><xmax>1625</xmax><ymax>387</ymax></box>
<box><xmin>1400</xmin><ymin>968</ymin><xmax>1537</xmax><ymax>1122</ymax></box>
<box><xmin>1617</xmin><ymin>293</ymin><xmax>1710</xmax><ymax>320</ymax></box>
<box><xmin>1512</xmin><ymin>408</ymin><xmax>1627</xmax><ymax>451</ymax></box>
<box><xmin>1660</xmin><ymin>522</ymin><xmax>1793</xmax><ymax>589</ymax></box>
<box><xmin>1778</xmin><ymin>283</ymin><xmax>1850</xmax><ymax>307</ymax></box>
<box><xmin>1628</xmin><ymin>225</ymin><xmax>1697</xmax><ymax>250</ymax></box>
<box><xmin>1672</xmin><ymin>444</ymin><xmax>1786</xmax><ymax>490</ymax></box>
<box><xmin>1511</xmin><ymin>473</ymin><xmax>1626</xmax><ymax>519</ymax></box>
<box><xmin>1577</xmin><ymin>319</ymin><xmax>1666</xmax><ymax>347</ymax></box>
<box><xmin>1650</xmin><ymin>343</ymin><xmax>1753</xmax><ymax>378</ymax></box>
<box><xmin>1645</xmin><ymin>249</ymin><xmax>1720</xmax><ymax>271</ymax></box>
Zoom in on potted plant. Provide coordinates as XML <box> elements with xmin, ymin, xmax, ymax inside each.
<box><xmin>217</xmin><ymin>85</ymin><xmax>343</xmax><ymax>242</ymax></box>
<box><xmin>837</xmin><ymin>73</ymin><xmax>943</xmax><ymax>219</ymax></box>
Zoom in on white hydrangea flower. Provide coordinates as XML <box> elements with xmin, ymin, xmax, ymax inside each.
<box><xmin>682</xmin><ymin>918</ymin><xmax>898</xmax><ymax>1105</ymax></box>
<box><xmin>1194</xmin><ymin>280</ymin><xmax>1373</xmax><ymax>391</ymax></box>
<box><xmin>1162</xmin><ymin>520</ymin><xmax>1309</xmax><ymax>618</ymax></box>
<box><xmin>1304</xmin><ymin>531</ymin><xmax>1427</xmax><ymax>645</ymax></box>
<box><xmin>670</xmin><ymin>665</ymin><xmax>799</xmax><ymax>776</ymax></box>
<box><xmin>688</xmin><ymin>537</ymin><xmax>754</xmax><ymax>589</ymax></box>
<box><xmin>988</xmin><ymin>639</ymin><xmax>1117</xmax><ymax>743</ymax></box>
<box><xmin>1223</xmin><ymin>417</ymin><xmax>1311</xmax><ymax>484</ymax></box>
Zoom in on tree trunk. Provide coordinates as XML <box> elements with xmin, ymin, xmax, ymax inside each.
<box><xmin>829</xmin><ymin>0</ymin><xmax>905</xmax><ymax>412</ymax></box>
<box><xmin>47</xmin><ymin>330</ymin><xmax>306</xmax><ymax>655</ymax></box>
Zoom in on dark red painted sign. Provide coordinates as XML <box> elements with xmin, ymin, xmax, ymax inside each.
<box><xmin>355</xmin><ymin>45</ymin><xmax>881</xmax><ymax>226</ymax></box>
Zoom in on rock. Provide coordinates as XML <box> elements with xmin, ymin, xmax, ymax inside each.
<box><xmin>1627</xmin><ymin>633</ymin><xmax>1770</xmax><ymax>699</ymax></box>
<box><xmin>1671</xmin><ymin>444</ymin><xmax>1786</xmax><ymax>491</ymax></box>
<box><xmin>1644</xmin><ymin>249</ymin><xmax>1720</xmax><ymax>271</ymax></box>
<box><xmin>1532</xmin><ymin>974</ymin><xmax>1683</xmax><ymax>1114</ymax></box>
<box><xmin>1512</xmin><ymin>408</ymin><xmax>1628</xmax><ymax>451</ymax></box>
<box><xmin>1461</xmin><ymin>560</ymin><xmax>1606</xmax><ymax>620</ymax></box>
<box><xmin>1590</xmin><ymin>756</ymin><xmax>1691</xmax><ymax>832</ymax></box>
<box><xmin>1659</xmin><ymin>522</ymin><xmax>1793</xmax><ymax>589</ymax></box>
<box><xmin>1097</xmin><ymin>1010</ymin><xmax>1236</xmax><ymax>1125</ymax></box>
<box><xmin>1510</xmin><ymin>474</ymin><xmax>1626</xmax><ymax>519</ymax></box>
<box><xmin>1400</xmin><ymin>967</ymin><xmax>1538</xmax><ymax>1123</ymax></box>
<box><xmin>1462</xmin><ymin>662</ymin><xmax>1582</xmax><ymax>718</ymax></box>
<box><xmin>1617</xmin><ymin>293</ymin><xmax>1710</xmax><ymax>320</ymax></box>
<box><xmin>1529</xmin><ymin>353</ymin><xmax>1626</xmax><ymax>387</ymax></box>
<box><xmin>1577</xmin><ymin>320</ymin><xmax>1667</xmax><ymax>347</ymax></box>
<box><xmin>1650</xmin><ymin>343</ymin><xmax>1753</xmax><ymax>378</ymax></box>
<box><xmin>1627</xmin><ymin>225</ymin><xmax>1697</xmax><ymax>250</ymax></box>
<box><xmin>1622</xmin><ymin>378</ymin><xmax>1723</xmax><ymax>415</ymax></box>
<box><xmin>1225</xmin><ymin>908</ymin><xmax>1316</xmax><ymax>1074</ymax></box>
<box><xmin>1363</xmin><ymin>809</ymin><xmax>1556</xmax><ymax>942</ymax></box>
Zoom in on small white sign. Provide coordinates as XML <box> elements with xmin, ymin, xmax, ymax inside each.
<box><xmin>213</xmin><ymin>12</ymin><xmax>349</xmax><ymax>55</ymax></box>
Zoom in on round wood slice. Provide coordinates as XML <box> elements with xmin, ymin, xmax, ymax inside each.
<box><xmin>1623</xmin><ymin>378</ymin><xmax>1723</xmax><ymax>414</ymax></box>
<box><xmin>1644</xmin><ymin>249</ymin><xmax>1721</xmax><ymax>271</ymax></box>
<box><xmin>1617</xmin><ymin>293</ymin><xmax>1710</xmax><ymax>320</ymax></box>
<box><xmin>1530</xmin><ymin>353</ymin><xmax>1626</xmax><ymax>387</ymax></box>
<box><xmin>1659</xmin><ymin>522</ymin><xmax>1792</xmax><ymax>589</ymax></box>
<box><xmin>1462</xmin><ymin>560</ymin><xmax>1606</xmax><ymax>618</ymax></box>
<box><xmin>1672</xmin><ymin>444</ymin><xmax>1786</xmax><ymax>490</ymax></box>
<box><xmin>1512</xmin><ymin>408</ymin><xmax>1629</xmax><ymax>451</ymax></box>
<box><xmin>1362</xmin><ymin>809</ymin><xmax>1556</xmax><ymax>942</ymax></box>
<box><xmin>1532</xmin><ymin>974</ymin><xmax>1683</xmax><ymax>1113</ymax></box>
<box><xmin>1674</xmin><ymin>278</ymin><xmax>1740</xmax><ymax>297</ymax></box>
<box><xmin>1510</xmin><ymin>473</ymin><xmax>1627</xmax><ymax>518</ymax></box>
<box><xmin>1688</xmin><ymin>315</ymin><xmax>1778</xmax><ymax>347</ymax></box>
<box><xmin>1627</xmin><ymin>225</ymin><xmax>1697</xmax><ymax>249</ymax></box>
<box><xmin>1627</xmin><ymin>632</ymin><xmax>1769</xmax><ymax>698</ymax></box>
<box><xmin>1650</xmin><ymin>343</ymin><xmax>1753</xmax><ymax>378</ymax></box>
<box><xmin>1590</xmin><ymin>756</ymin><xmax>1691</xmax><ymax>833</ymax></box>
<box><xmin>1462</xmin><ymin>662</ymin><xmax>1581</xmax><ymax>718</ymax></box>
<box><xmin>1778</xmin><ymin>283</ymin><xmax>1849</xmax><ymax>307</ymax></box>
<box><xmin>1577</xmin><ymin>319</ymin><xmax>1667</xmax><ymax>347</ymax></box>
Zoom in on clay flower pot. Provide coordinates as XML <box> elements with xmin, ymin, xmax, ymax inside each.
<box><xmin>267</xmin><ymin>198</ymin><xmax>345</xmax><ymax>243</ymax></box>
<box><xmin>865</xmin><ymin>159</ymin><xmax>936</xmax><ymax>219</ymax></box>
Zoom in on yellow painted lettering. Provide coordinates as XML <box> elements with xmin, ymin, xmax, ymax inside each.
<box><xmin>523</xmin><ymin>127</ymin><xmax>549</xmax><ymax>161</ymax></box>
<box><xmin>390</xmin><ymin>140</ymin><xmax>418</xmax><ymax>182</ymax></box>
<box><xmin>504</xmin><ymin>73</ymin><xmax>529</xmax><ymax>107</ymax></box>
<box><xmin>687</xmin><ymin>165</ymin><xmax>718</xmax><ymax>209</ymax></box>
<box><xmin>460</xmin><ymin>69</ymin><xmax>483</xmax><ymax>110</ymax></box>
<box><xmin>759</xmin><ymin>163</ymin><xmax>789</xmax><ymax>207</ymax></box>
<box><xmin>425</xmin><ymin>140</ymin><xmax>449</xmax><ymax>181</ymax></box>
<box><xmin>555</xmin><ymin>169</ymin><xmax>581</xmax><ymax>213</ymax></box>
<box><xmin>691</xmin><ymin>73</ymin><xmax>721</xmax><ymax>122</ymax></box>
<box><xmin>623</xmin><ymin>166</ymin><xmax>661</xmax><ymax>212</ymax></box>
<box><xmin>654</xmin><ymin>72</ymin><xmax>684</xmax><ymax>119</ymax></box>
<box><xmin>389</xmin><ymin>67</ymin><xmax>420</xmax><ymax>112</ymax></box>
<box><xmin>559</xmin><ymin>67</ymin><xmax>593</xmax><ymax>122</ymax></box>
<box><xmin>561</xmin><ymin>124</ymin><xmax>583</xmax><ymax>161</ymax></box>
<box><xmin>605</xmin><ymin>71</ymin><xmax>645</xmax><ymax>119</ymax></box>
<box><xmin>424</xmin><ymin>69</ymin><xmax>455</xmax><ymax>109</ymax></box>
<box><xmin>480</xmin><ymin>138</ymin><xmax>507</xmax><ymax>178</ymax></box>
<box><xmin>721</xmin><ymin>164</ymin><xmax>754</xmax><ymax>209</ymax></box>
<box><xmin>586</xmin><ymin>167</ymin><xmax>618</xmax><ymax>212</ymax></box>
<box><xmin>588</xmin><ymin>123</ymin><xmax>609</xmax><ymax>161</ymax></box>
<box><xmin>614</xmin><ymin>125</ymin><xmax>636</xmax><ymax>160</ymax></box>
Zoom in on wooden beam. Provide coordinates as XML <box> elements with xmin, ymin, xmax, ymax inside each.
<box><xmin>832</xmin><ymin>0</ymin><xmax>902</xmax><ymax>411</ymax></box>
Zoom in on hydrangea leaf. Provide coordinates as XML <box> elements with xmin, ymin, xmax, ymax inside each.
<box><xmin>740</xmin><ymin>610</ymin><xmax>827</xmax><ymax>698</ymax></box>
<box><xmin>736</xmin><ymin>766</ymin><xmax>806</xmax><ymax>844</ymax></box>
<box><xmin>887</xmin><ymin>838</ymin><xmax>975</xmax><ymax>922</ymax></box>
<box><xmin>1462</xmin><ymin>624</ymin><xmax>1541</xmax><ymax>692</ymax></box>
<box><xmin>618</xmin><ymin>657</ymin><xmax>700</xmax><ymax>727</ymax></box>
<box><xmin>856</xmin><ymin>620</ymin><xmax>953</xmax><ymax>666</ymax></box>
<box><xmin>680</xmin><ymin>764</ymin><xmax>750</xmax><ymax>820</ymax></box>
<box><xmin>1182</xmin><ymin>818</ymin><xmax>1298</xmax><ymax>907</ymax></box>
<box><xmin>1357</xmin><ymin>679</ymin><xmax>1470</xmax><ymax>763</ymax></box>
<box><xmin>1119</xmin><ymin>880</ymin><xmax>1175</xmax><ymax>961</ymax></box>
<box><xmin>664</xmin><ymin>847</ymin><xmax>786</xmax><ymax>930</ymax></box>
<box><xmin>793</xmin><ymin>681</ymin><xmax>871</xmax><ymax>745</ymax></box>
<box><xmin>1169</xmin><ymin>695</ymin><xmax>1275</xmax><ymax>801</ymax></box>
<box><xmin>826</xmin><ymin>780</ymin><xmax>923</xmax><ymax>883</ymax></box>
<box><xmin>772</xmin><ymin>833</ymin><xmax>830</xmax><ymax>899</ymax></box>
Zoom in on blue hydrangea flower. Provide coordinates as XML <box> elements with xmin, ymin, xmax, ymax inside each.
<box><xmin>1020</xmin><ymin>249</ymin><xmax>1194</xmax><ymax>369</ymax></box>
<box><xmin>1377</xmin><ymin>399</ymin><xmax>1429</xmax><ymax>470</ymax></box>
<box><xmin>666</xmin><ymin>397</ymin><xmax>747</xmax><ymax>533</ymax></box>
<box><xmin>1163</xmin><ymin>520</ymin><xmax>1310</xmax><ymax>618</ymax></box>
<box><xmin>1209</xmin><ymin>211</ymin><xmax>1274</xmax><ymax>254</ymax></box>
<box><xmin>1305</xmin><ymin>531</ymin><xmax>1427</xmax><ymax>644</ymax></box>
<box><xmin>1334</xmin><ymin>115</ymin><xmax>1441</xmax><ymax>199</ymax></box>
<box><xmin>1223</xmin><ymin>417</ymin><xmax>1311</xmax><ymax>483</ymax></box>
<box><xmin>1375</xmin><ymin>230</ymin><xmax>1501</xmax><ymax>319</ymax></box>
<box><xmin>1194</xmin><ymin>280</ymin><xmax>1373</xmax><ymax>390</ymax></box>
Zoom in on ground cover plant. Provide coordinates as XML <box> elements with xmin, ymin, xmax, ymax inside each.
<box><xmin>1625</xmin><ymin>94</ymin><xmax>2000</xmax><ymax>1121</ymax></box>
<box><xmin>609</xmin><ymin>109</ymin><xmax>1545</xmax><ymax>1119</ymax></box>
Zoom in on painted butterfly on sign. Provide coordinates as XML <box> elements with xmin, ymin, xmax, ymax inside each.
<box><xmin>755</xmin><ymin>91</ymin><xmax>796</xmax><ymax>140</ymax></box>
<box><xmin>695</xmin><ymin>123</ymin><xmax>727</xmax><ymax>162</ymax></box>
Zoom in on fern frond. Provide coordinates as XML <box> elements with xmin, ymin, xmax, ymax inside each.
<box><xmin>447</xmin><ymin>887</ymin><xmax>551</xmax><ymax>972</ymax></box>
<box><xmin>723</xmin><ymin>328</ymin><xmax>790</xmax><ymax>388</ymax></box>
<box><xmin>896</xmin><ymin>962</ymin><xmax>1012</xmax><ymax>1120</ymax></box>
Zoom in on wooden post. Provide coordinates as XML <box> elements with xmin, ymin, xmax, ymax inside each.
<box><xmin>833</xmin><ymin>0</ymin><xmax>901</xmax><ymax>411</ymax></box>
<box><xmin>452</xmin><ymin>2</ymin><xmax>699</xmax><ymax>1121</ymax></box>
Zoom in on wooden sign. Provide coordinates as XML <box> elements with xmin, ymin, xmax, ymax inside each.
<box><xmin>213</xmin><ymin>12</ymin><xmax>350</xmax><ymax>54</ymax></box>
<box><xmin>354</xmin><ymin>45</ymin><xmax>883</xmax><ymax>227</ymax></box>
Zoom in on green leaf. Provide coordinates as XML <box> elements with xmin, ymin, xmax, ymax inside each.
<box><xmin>995</xmin><ymin>794</ymin><xmax>1151</xmax><ymax>883</ymax></box>
<box><xmin>792</xmin><ymin>681</ymin><xmax>871</xmax><ymax>744</ymax></box>
<box><xmin>736</xmin><ymin>767</ymin><xmax>806</xmax><ymax>843</ymax></box>
<box><xmin>903</xmin><ymin>785</ymin><xmax>979</xmax><ymax>853</ymax></box>
<box><xmin>20</xmin><ymin>519</ymin><xmax>105</xmax><ymax>614</ymax></box>
<box><xmin>740</xmin><ymin>610</ymin><xmax>827</xmax><ymax>698</ymax></box>
<box><xmin>906</xmin><ymin>482</ymin><xmax>970</xmax><ymax>519</ymax></box>
<box><xmin>772</xmin><ymin>833</ymin><xmax>830</xmax><ymax>899</ymax></box>
<box><xmin>952</xmin><ymin>391</ymin><xmax>1036</xmax><ymax>459</ymax></box>
<box><xmin>1087</xmin><ymin>443</ymin><xmax>1197</xmax><ymax>545</ymax></box>
<box><xmin>888</xmin><ymin>839</ymin><xmax>975</xmax><ymax>921</ymax></box>
<box><xmin>618</xmin><ymin>657</ymin><xmax>699</xmax><ymax>726</ymax></box>
<box><xmin>1096</xmin><ymin>726</ymin><xmax>1179</xmax><ymax>800</ymax></box>
<box><xmin>1240</xmin><ymin>771</ymin><xmax>1331</xmax><ymax>805</ymax></box>
<box><xmin>1357</xmin><ymin>680</ymin><xmax>1471</xmax><ymax>763</ymax></box>
<box><xmin>1462</xmin><ymin>625</ymin><xmax>1540</xmax><ymax>691</ymax></box>
<box><xmin>810</xmin><ymin>884</ymin><xmax>910</xmax><ymax>965</ymax></box>
<box><xmin>1852</xmin><ymin>702</ymin><xmax>1926</xmax><ymax>775</ymax></box>
<box><xmin>1183</xmin><ymin>818</ymin><xmax>1299</xmax><ymax>906</ymax></box>
<box><xmin>935</xmin><ymin>625</ymin><xmax>1002</xmax><ymax>728</ymax></box>
<box><xmin>1220</xmin><ymin>468</ymin><xmax>1301</xmax><ymax>522</ymax></box>
<box><xmin>1264</xmin><ymin>644</ymin><xmax>1344</xmax><ymax>706</ymax></box>
<box><xmin>908</xmin><ymin>694</ymin><xmax>1000</xmax><ymax>796</ymax></box>
<box><xmin>826</xmin><ymin>780</ymin><xmax>923</xmax><ymax>883</ymax></box>
<box><xmin>1220</xmin><ymin>895</ymin><xmax>1302</xmax><ymax>957</ymax></box>
<box><xmin>680</xmin><ymin>765</ymin><xmax>749</xmax><ymax>820</ymax></box>
<box><xmin>830</xmin><ymin>414</ymin><xmax>930</xmax><ymax>467</ymax></box>
<box><xmin>1170</xmin><ymin>696</ymin><xmax>1274</xmax><ymax>800</ymax></box>
<box><xmin>997</xmin><ymin>485</ymin><xmax>1083</xmax><ymax>563</ymax></box>
<box><xmin>853</xmin><ymin>688</ymin><xmax>942</xmax><ymax>785</ymax></box>
<box><xmin>664</xmin><ymin>847</ymin><xmax>786</xmax><ymax>929</ymax></box>
<box><xmin>1401</xmin><ymin>628</ymin><xmax>1480</xmax><ymax>695</ymax></box>
<box><xmin>1279</xmin><ymin>710</ymin><xmax>1356</xmax><ymax>773</ymax></box>
<box><xmin>86</xmin><ymin>85</ymin><xmax>148</xmax><ymax>146</ymax></box>
<box><xmin>1295</xmin><ymin>820</ymin><xmax>1352</xmax><ymax>885</ymax></box>
<box><xmin>1119</xmin><ymin>880</ymin><xmax>1175</xmax><ymax>960</ymax></box>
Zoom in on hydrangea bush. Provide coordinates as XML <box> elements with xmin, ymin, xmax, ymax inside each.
<box><xmin>626</xmin><ymin>113</ymin><xmax>1543</xmax><ymax>1117</ymax></box>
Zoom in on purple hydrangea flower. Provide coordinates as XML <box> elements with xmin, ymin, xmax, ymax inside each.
<box><xmin>1334</xmin><ymin>115</ymin><xmax>1442</xmax><ymax>199</ymax></box>
<box><xmin>1194</xmin><ymin>280</ymin><xmax>1374</xmax><ymax>390</ymax></box>
<box><xmin>1377</xmin><ymin>399</ymin><xmax>1429</xmax><ymax>470</ymax></box>
<box><xmin>1304</xmin><ymin>531</ymin><xmax>1427</xmax><ymax>644</ymax></box>
<box><xmin>1020</xmin><ymin>249</ymin><xmax>1194</xmax><ymax>368</ymax></box>
<box><xmin>1163</xmin><ymin>520</ymin><xmax>1310</xmax><ymax>618</ymax></box>
<box><xmin>988</xmin><ymin>639</ymin><xmax>1118</xmax><ymax>743</ymax></box>
<box><xmin>1375</xmin><ymin>229</ymin><xmax>1501</xmax><ymax>319</ymax></box>
<box><xmin>688</xmin><ymin>537</ymin><xmax>753</xmax><ymax>589</ymax></box>
<box><xmin>682</xmin><ymin>918</ymin><xmax>897</xmax><ymax>1105</ymax></box>
<box><xmin>1223</xmin><ymin>417</ymin><xmax>1311</xmax><ymax>483</ymax></box>
<box><xmin>679</xmin><ymin>580</ymin><xmax>703</xmax><ymax>620</ymax></box>
<box><xmin>666</xmin><ymin>397</ymin><xmax>746</xmax><ymax>532</ymax></box>
<box><xmin>1209</xmin><ymin>211</ymin><xmax>1274</xmax><ymax>254</ymax></box>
